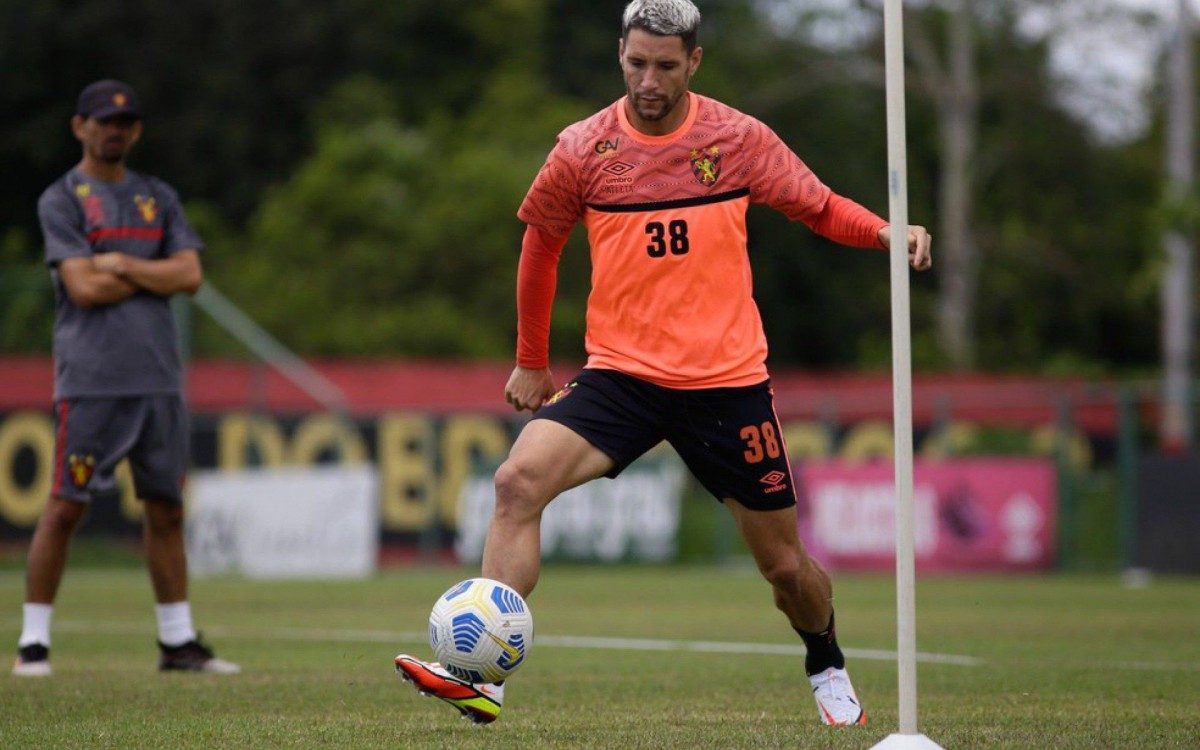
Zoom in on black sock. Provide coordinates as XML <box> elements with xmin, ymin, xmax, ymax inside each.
<box><xmin>795</xmin><ymin>612</ymin><xmax>845</xmax><ymax>676</ymax></box>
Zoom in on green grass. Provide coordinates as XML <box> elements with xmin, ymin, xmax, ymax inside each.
<box><xmin>1</xmin><ymin>566</ymin><xmax>1198</xmax><ymax>748</ymax></box>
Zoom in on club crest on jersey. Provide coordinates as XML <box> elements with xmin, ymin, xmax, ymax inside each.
<box><xmin>74</xmin><ymin>184</ymin><xmax>92</xmax><ymax>199</ymax></box>
<box><xmin>68</xmin><ymin>454</ymin><xmax>96</xmax><ymax>488</ymax></box>
<box><xmin>134</xmin><ymin>195</ymin><xmax>158</xmax><ymax>223</ymax></box>
<box><xmin>690</xmin><ymin>145</ymin><xmax>722</xmax><ymax>186</ymax></box>
<box><xmin>547</xmin><ymin>381</ymin><xmax>578</xmax><ymax>405</ymax></box>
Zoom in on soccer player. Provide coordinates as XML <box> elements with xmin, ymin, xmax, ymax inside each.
<box><xmin>395</xmin><ymin>0</ymin><xmax>931</xmax><ymax>725</ymax></box>
<box><xmin>12</xmin><ymin>80</ymin><xmax>239</xmax><ymax>676</ymax></box>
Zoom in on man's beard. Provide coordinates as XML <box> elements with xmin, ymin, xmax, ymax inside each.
<box><xmin>94</xmin><ymin>140</ymin><xmax>128</xmax><ymax>163</ymax></box>
<box><xmin>630</xmin><ymin>90</ymin><xmax>681</xmax><ymax>122</ymax></box>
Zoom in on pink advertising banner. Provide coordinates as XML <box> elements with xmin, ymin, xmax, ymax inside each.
<box><xmin>796</xmin><ymin>459</ymin><xmax>1057</xmax><ymax>572</ymax></box>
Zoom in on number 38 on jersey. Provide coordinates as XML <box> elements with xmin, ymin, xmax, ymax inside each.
<box><xmin>644</xmin><ymin>219</ymin><xmax>690</xmax><ymax>257</ymax></box>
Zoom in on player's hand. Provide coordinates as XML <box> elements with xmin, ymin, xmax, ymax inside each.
<box><xmin>878</xmin><ymin>225</ymin><xmax>933</xmax><ymax>271</ymax></box>
<box><xmin>505</xmin><ymin>366</ymin><xmax>557</xmax><ymax>412</ymax></box>
<box><xmin>92</xmin><ymin>251</ymin><xmax>130</xmax><ymax>276</ymax></box>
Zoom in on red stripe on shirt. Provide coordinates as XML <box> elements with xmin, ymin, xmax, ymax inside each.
<box><xmin>87</xmin><ymin>227</ymin><xmax>164</xmax><ymax>243</ymax></box>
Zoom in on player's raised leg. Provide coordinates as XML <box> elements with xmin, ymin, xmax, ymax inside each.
<box><xmin>483</xmin><ymin>418</ymin><xmax>615</xmax><ymax>596</ymax></box>
<box><xmin>396</xmin><ymin>418</ymin><xmax>613</xmax><ymax>723</ymax></box>
<box><xmin>726</xmin><ymin>501</ymin><xmax>866</xmax><ymax>727</ymax></box>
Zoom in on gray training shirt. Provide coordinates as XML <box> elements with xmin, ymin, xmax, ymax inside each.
<box><xmin>39</xmin><ymin>167</ymin><xmax>202</xmax><ymax>400</ymax></box>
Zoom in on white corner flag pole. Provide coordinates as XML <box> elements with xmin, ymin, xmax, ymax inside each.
<box><xmin>870</xmin><ymin>2</ymin><xmax>944</xmax><ymax>749</ymax></box>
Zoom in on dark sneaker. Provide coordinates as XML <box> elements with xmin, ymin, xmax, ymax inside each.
<box><xmin>158</xmin><ymin>635</ymin><xmax>240</xmax><ymax>674</ymax></box>
<box><xmin>13</xmin><ymin>643</ymin><xmax>52</xmax><ymax>677</ymax></box>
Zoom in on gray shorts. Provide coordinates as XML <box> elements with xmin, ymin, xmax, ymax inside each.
<box><xmin>52</xmin><ymin>394</ymin><xmax>189</xmax><ymax>504</ymax></box>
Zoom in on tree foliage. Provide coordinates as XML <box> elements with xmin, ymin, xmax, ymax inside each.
<box><xmin>199</xmin><ymin>2</ymin><xmax>593</xmax><ymax>358</ymax></box>
<box><xmin>0</xmin><ymin>0</ymin><xmax>1185</xmax><ymax>374</ymax></box>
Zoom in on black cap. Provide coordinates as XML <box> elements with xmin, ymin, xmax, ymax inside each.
<box><xmin>76</xmin><ymin>79</ymin><xmax>141</xmax><ymax>120</ymax></box>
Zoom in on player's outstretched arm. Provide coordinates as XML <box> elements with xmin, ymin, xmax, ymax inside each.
<box><xmin>878</xmin><ymin>224</ymin><xmax>933</xmax><ymax>271</ymax></box>
<box><xmin>505</xmin><ymin>366</ymin><xmax>557</xmax><ymax>412</ymax></box>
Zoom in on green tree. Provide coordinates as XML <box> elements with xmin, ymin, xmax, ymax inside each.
<box><xmin>0</xmin><ymin>0</ymin><xmax>1179</xmax><ymax>377</ymax></box>
<box><xmin>205</xmin><ymin>2</ymin><xmax>592</xmax><ymax>359</ymax></box>
<box><xmin>0</xmin><ymin>0</ymin><xmax>503</xmax><ymax>239</ymax></box>
<box><xmin>0</xmin><ymin>228</ymin><xmax>52</xmax><ymax>353</ymax></box>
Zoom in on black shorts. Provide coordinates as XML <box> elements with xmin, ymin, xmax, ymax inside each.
<box><xmin>533</xmin><ymin>368</ymin><xmax>796</xmax><ymax>511</ymax></box>
<box><xmin>52</xmin><ymin>394</ymin><xmax>189</xmax><ymax>504</ymax></box>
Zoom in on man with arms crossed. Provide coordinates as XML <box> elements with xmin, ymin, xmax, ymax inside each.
<box><xmin>13</xmin><ymin>80</ymin><xmax>238</xmax><ymax>676</ymax></box>
<box><xmin>396</xmin><ymin>0</ymin><xmax>931</xmax><ymax>725</ymax></box>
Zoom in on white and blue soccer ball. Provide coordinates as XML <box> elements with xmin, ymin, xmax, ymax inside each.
<box><xmin>429</xmin><ymin>577</ymin><xmax>533</xmax><ymax>684</ymax></box>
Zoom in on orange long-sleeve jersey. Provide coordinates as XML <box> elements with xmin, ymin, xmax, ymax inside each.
<box><xmin>517</xmin><ymin>93</ymin><xmax>887</xmax><ymax>388</ymax></box>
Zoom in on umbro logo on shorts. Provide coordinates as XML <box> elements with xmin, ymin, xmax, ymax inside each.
<box><xmin>759</xmin><ymin>470</ymin><xmax>788</xmax><ymax>494</ymax></box>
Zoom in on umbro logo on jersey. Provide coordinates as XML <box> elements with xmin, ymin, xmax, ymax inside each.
<box><xmin>601</xmin><ymin>160</ymin><xmax>635</xmax><ymax>176</ymax></box>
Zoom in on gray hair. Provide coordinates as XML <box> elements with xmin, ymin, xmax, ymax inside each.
<box><xmin>621</xmin><ymin>0</ymin><xmax>701</xmax><ymax>52</ymax></box>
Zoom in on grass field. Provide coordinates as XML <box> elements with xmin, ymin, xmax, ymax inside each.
<box><xmin>1</xmin><ymin>564</ymin><xmax>1197</xmax><ymax>749</ymax></box>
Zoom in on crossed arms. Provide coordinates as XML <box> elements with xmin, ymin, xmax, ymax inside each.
<box><xmin>57</xmin><ymin>249</ymin><xmax>203</xmax><ymax>308</ymax></box>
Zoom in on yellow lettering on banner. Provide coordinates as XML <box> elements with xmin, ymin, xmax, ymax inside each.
<box><xmin>0</xmin><ymin>411</ymin><xmax>55</xmax><ymax>526</ymax></box>
<box><xmin>781</xmin><ymin>421</ymin><xmax>832</xmax><ymax>460</ymax></box>
<box><xmin>290</xmin><ymin>414</ymin><xmax>367</xmax><ymax>465</ymax></box>
<box><xmin>217</xmin><ymin>413</ymin><xmax>286</xmax><ymax>470</ymax></box>
<box><xmin>1030</xmin><ymin>424</ymin><xmax>1094</xmax><ymax>471</ymax></box>
<box><xmin>921</xmin><ymin>421</ymin><xmax>980</xmax><ymax>459</ymax></box>
<box><xmin>117</xmin><ymin>460</ymin><xmax>141</xmax><ymax>521</ymax></box>
<box><xmin>377</xmin><ymin>414</ymin><xmax>436</xmax><ymax>532</ymax></box>
<box><xmin>438</xmin><ymin>417</ymin><xmax>510</xmax><ymax>527</ymax></box>
<box><xmin>840</xmin><ymin>420</ymin><xmax>894</xmax><ymax>464</ymax></box>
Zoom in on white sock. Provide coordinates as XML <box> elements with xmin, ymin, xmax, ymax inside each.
<box><xmin>155</xmin><ymin>601</ymin><xmax>197</xmax><ymax>647</ymax></box>
<box><xmin>19</xmin><ymin>603</ymin><xmax>53</xmax><ymax>648</ymax></box>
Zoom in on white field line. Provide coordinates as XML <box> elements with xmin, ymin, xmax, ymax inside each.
<box><xmin>11</xmin><ymin>619</ymin><xmax>1200</xmax><ymax>671</ymax></box>
<box><xmin>36</xmin><ymin>620</ymin><xmax>989</xmax><ymax>666</ymax></box>
<box><xmin>538</xmin><ymin>634</ymin><xmax>984</xmax><ymax>666</ymax></box>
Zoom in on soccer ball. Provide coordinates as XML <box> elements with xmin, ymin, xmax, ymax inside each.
<box><xmin>429</xmin><ymin>577</ymin><xmax>533</xmax><ymax>684</ymax></box>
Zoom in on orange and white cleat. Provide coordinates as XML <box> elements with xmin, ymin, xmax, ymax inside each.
<box><xmin>810</xmin><ymin>666</ymin><xmax>867</xmax><ymax>726</ymax></box>
<box><xmin>394</xmin><ymin>654</ymin><xmax>504</xmax><ymax>724</ymax></box>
